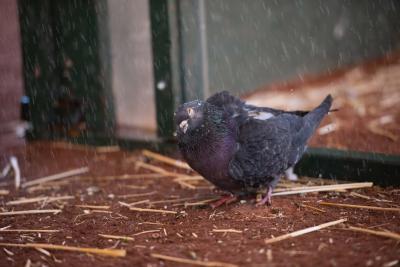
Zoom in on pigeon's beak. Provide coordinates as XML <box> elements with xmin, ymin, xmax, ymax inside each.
<box><xmin>179</xmin><ymin>119</ymin><xmax>189</xmax><ymax>134</ymax></box>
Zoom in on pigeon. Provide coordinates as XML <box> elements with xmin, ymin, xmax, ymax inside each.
<box><xmin>174</xmin><ymin>91</ymin><xmax>333</xmax><ymax>207</ymax></box>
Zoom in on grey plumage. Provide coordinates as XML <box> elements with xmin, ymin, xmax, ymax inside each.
<box><xmin>175</xmin><ymin>91</ymin><xmax>333</xmax><ymax>205</ymax></box>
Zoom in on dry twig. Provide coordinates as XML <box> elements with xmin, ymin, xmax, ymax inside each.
<box><xmin>135</xmin><ymin>161</ymin><xmax>169</xmax><ymax>174</ymax></box>
<box><xmin>6</xmin><ymin>196</ymin><xmax>74</xmax><ymax>205</ymax></box>
<box><xmin>129</xmin><ymin>207</ymin><xmax>177</xmax><ymax>214</ymax></box>
<box><xmin>142</xmin><ymin>150</ymin><xmax>191</xmax><ymax>170</ymax></box>
<box><xmin>318</xmin><ymin>202</ymin><xmax>400</xmax><ymax>212</ymax></box>
<box><xmin>183</xmin><ymin>198</ymin><xmax>221</xmax><ymax>207</ymax></box>
<box><xmin>0</xmin><ymin>229</ymin><xmax>59</xmax><ymax>233</ymax></box>
<box><xmin>272</xmin><ymin>182</ymin><xmax>373</xmax><ymax>196</ymax></box>
<box><xmin>0</xmin><ymin>189</ymin><xmax>9</xmax><ymax>195</ymax></box>
<box><xmin>95</xmin><ymin>146</ymin><xmax>120</xmax><ymax>153</ymax></box>
<box><xmin>0</xmin><ymin>242</ymin><xmax>126</xmax><ymax>257</ymax></box>
<box><xmin>212</xmin><ymin>229</ymin><xmax>243</xmax><ymax>234</ymax></box>
<box><xmin>0</xmin><ymin>210</ymin><xmax>61</xmax><ymax>216</ymax></box>
<box><xmin>367</xmin><ymin>116</ymin><xmax>397</xmax><ymax>141</ymax></box>
<box><xmin>151</xmin><ymin>253</ymin><xmax>238</xmax><ymax>267</ymax></box>
<box><xmin>299</xmin><ymin>204</ymin><xmax>326</xmax><ymax>213</ymax></box>
<box><xmin>264</xmin><ymin>218</ymin><xmax>346</xmax><ymax>245</ymax></box>
<box><xmin>22</xmin><ymin>167</ymin><xmax>89</xmax><ymax>188</ymax></box>
<box><xmin>133</xmin><ymin>230</ymin><xmax>160</xmax><ymax>236</ymax></box>
<box><xmin>75</xmin><ymin>205</ymin><xmax>110</xmax><ymax>210</ymax></box>
<box><xmin>118</xmin><ymin>191</ymin><xmax>157</xmax><ymax>199</ymax></box>
<box><xmin>98</xmin><ymin>234</ymin><xmax>134</xmax><ymax>241</ymax></box>
<box><xmin>345</xmin><ymin>226</ymin><xmax>400</xmax><ymax>241</ymax></box>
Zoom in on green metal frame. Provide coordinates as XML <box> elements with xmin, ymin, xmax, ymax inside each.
<box><xmin>296</xmin><ymin>148</ymin><xmax>400</xmax><ymax>186</ymax></box>
<box><xmin>149</xmin><ymin>0</ymin><xmax>175</xmax><ymax>139</ymax></box>
<box><xmin>18</xmin><ymin>0</ymin><xmax>115</xmax><ymax>140</ymax></box>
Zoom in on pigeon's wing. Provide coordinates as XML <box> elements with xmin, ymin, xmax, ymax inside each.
<box><xmin>229</xmin><ymin>95</ymin><xmax>333</xmax><ymax>187</ymax></box>
<box><xmin>244</xmin><ymin>104</ymin><xmax>310</xmax><ymax>117</ymax></box>
<box><xmin>207</xmin><ymin>91</ymin><xmax>309</xmax><ymax>121</ymax></box>
<box><xmin>206</xmin><ymin>91</ymin><xmax>245</xmax><ymax>116</ymax></box>
<box><xmin>228</xmin><ymin>114</ymin><xmax>303</xmax><ymax>187</ymax></box>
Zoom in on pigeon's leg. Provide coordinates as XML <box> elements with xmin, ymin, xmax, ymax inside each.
<box><xmin>256</xmin><ymin>185</ymin><xmax>273</xmax><ymax>206</ymax></box>
<box><xmin>210</xmin><ymin>194</ymin><xmax>238</xmax><ymax>209</ymax></box>
<box><xmin>285</xmin><ymin>167</ymin><xmax>298</xmax><ymax>181</ymax></box>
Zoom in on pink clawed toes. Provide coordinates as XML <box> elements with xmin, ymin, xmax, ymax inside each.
<box><xmin>256</xmin><ymin>186</ymin><xmax>272</xmax><ymax>206</ymax></box>
<box><xmin>210</xmin><ymin>195</ymin><xmax>238</xmax><ymax>209</ymax></box>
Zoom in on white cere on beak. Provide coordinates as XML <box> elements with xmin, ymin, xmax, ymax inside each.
<box><xmin>187</xmin><ymin>108</ymin><xmax>195</xmax><ymax>118</ymax></box>
<box><xmin>179</xmin><ymin>119</ymin><xmax>189</xmax><ymax>133</ymax></box>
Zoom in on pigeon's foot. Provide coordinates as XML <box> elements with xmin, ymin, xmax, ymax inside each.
<box><xmin>210</xmin><ymin>194</ymin><xmax>238</xmax><ymax>209</ymax></box>
<box><xmin>256</xmin><ymin>186</ymin><xmax>272</xmax><ymax>206</ymax></box>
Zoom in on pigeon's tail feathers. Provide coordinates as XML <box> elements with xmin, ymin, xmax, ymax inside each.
<box><xmin>304</xmin><ymin>94</ymin><xmax>333</xmax><ymax>127</ymax></box>
<box><xmin>288</xmin><ymin>95</ymin><xmax>333</xmax><ymax>166</ymax></box>
<box><xmin>295</xmin><ymin>95</ymin><xmax>333</xmax><ymax>145</ymax></box>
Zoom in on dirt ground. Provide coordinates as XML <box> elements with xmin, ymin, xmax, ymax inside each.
<box><xmin>0</xmin><ymin>142</ymin><xmax>399</xmax><ymax>267</ymax></box>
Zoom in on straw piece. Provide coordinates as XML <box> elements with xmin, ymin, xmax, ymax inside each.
<box><xmin>118</xmin><ymin>191</ymin><xmax>157</xmax><ymax>199</ymax></box>
<box><xmin>133</xmin><ymin>230</ymin><xmax>160</xmax><ymax>236</ymax></box>
<box><xmin>75</xmin><ymin>205</ymin><xmax>110</xmax><ymax>210</ymax></box>
<box><xmin>272</xmin><ymin>182</ymin><xmax>373</xmax><ymax>196</ymax></box>
<box><xmin>95</xmin><ymin>146</ymin><xmax>120</xmax><ymax>153</ymax></box>
<box><xmin>98</xmin><ymin>234</ymin><xmax>134</xmax><ymax>241</ymax></box>
<box><xmin>318</xmin><ymin>202</ymin><xmax>400</xmax><ymax>212</ymax></box>
<box><xmin>212</xmin><ymin>229</ymin><xmax>242</xmax><ymax>234</ymax></box>
<box><xmin>175</xmin><ymin>180</ymin><xmax>197</xmax><ymax>189</ymax></box>
<box><xmin>0</xmin><ymin>242</ymin><xmax>126</xmax><ymax>257</ymax></box>
<box><xmin>129</xmin><ymin>207</ymin><xmax>177</xmax><ymax>214</ymax></box>
<box><xmin>135</xmin><ymin>161</ymin><xmax>169</xmax><ymax>175</ymax></box>
<box><xmin>96</xmin><ymin>173</ymin><xmax>168</xmax><ymax>180</ymax></box>
<box><xmin>142</xmin><ymin>150</ymin><xmax>191</xmax><ymax>170</ymax></box>
<box><xmin>22</xmin><ymin>167</ymin><xmax>89</xmax><ymax>188</ymax></box>
<box><xmin>35</xmin><ymin>247</ymin><xmax>51</xmax><ymax>256</ymax></box>
<box><xmin>118</xmin><ymin>201</ymin><xmax>131</xmax><ymax>208</ymax></box>
<box><xmin>0</xmin><ymin>189</ymin><xmax>9</xmax><ymax>195</ymax></box>
<box><xmin>346</xmin><ymin>226</ymin><xmax>400</xmax><ymax>241</ymax></box>
<box><xmin>139</xmin><ymin>222</ymin><xmax>164</xmax><ymax>225</ymax></box>
<box><xmin>128</xmin><ymin>199</ymin><xmax>150</xmax><ymax>206</ymax></box>
<box><xmin>299</xmin><ymin>204</ymin><xmax>326</xmax><ymax>213</ymax></box>
<box><xmin>264</xmin><ymin>218</ymin><xmax>347</xmax><ymax>245</ymax></box>
<box><xmin>174</xmin><ymin>175</ymin><xmax>205</xmax><ymax>182</ymax></box>
<box><xmin>0</xmin><ymin>229</ymin><xmax>59</xmax><ymax>233</ymax></box>
<box><xmin>10</xmin><ymin>156</ymin><xmax>21</xmax><ymax>189</ymax></box>
<box><xmin>183</xmin><ymin>198</ymin><xmax>221</xmax><ymax>207</ymax></box>
<box><xmin>349</xmin><ymin>192</ymin><xmax>392</xmax><ymax>203</ymax></box>
<box><xmin>0</xmin><ymin>209</ymin><xmax>62</xmax><ymax>216</ymax></box>
<box><xmin>125</xmin><ymin>185</ymin><xmax>149</xmax><ymax>189</ymax></box>
<box><xmin>149</xmin><ymin>196</ymin><xmax>213</xmax><ymax>205</ymax></box>
<box><xmin>151</xmin><ymin>253</ymin><xmax>238</xmax><ymax>267</ymax></box>
<box><xmin>367</xmin><ymin>119</ymin><xmax>397</xmax><ymax>141</ymax></box>
<box><xmin>6</xmin><ymin>196</ymin><xmax>74</xmax><ymax>205</ymax></box>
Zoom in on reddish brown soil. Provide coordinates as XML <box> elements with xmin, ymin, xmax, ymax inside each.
<box><xmin>308</xmin><ymin>98</ymin><xmax>400</xmax><ymax>155</ymax></box>
<box><xmin>0</xmin><ymin>142</ymin><xmax>399</xmax><ymax>267</ymax></box>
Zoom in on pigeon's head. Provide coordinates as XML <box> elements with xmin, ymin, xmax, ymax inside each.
<box><xmin>174</xmin><ymin>100</ymin><xmax>207</xmax><ymax>137</ymax></box>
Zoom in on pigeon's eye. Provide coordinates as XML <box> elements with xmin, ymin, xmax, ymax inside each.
<box><xmin>187</xmin><ymin>108</ymin><xmax>195</xmax><ymax>118</ymax></box>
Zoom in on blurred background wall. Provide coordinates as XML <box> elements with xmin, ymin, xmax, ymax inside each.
<box><xmin>177</xmin><ymin>0</ymin><xmax>400</xmax><ymax>99</ymax></box>
<box><xmin>107</xmin><ymin>0</ymin><xmax>157</xmax><ymax>137</ymax></box>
